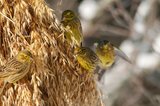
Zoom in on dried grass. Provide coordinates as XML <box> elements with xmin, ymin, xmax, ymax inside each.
<box><xmin>0</xmin><ymin>0</ymin><xmax>102</xmax><ymax>106</ymax></box>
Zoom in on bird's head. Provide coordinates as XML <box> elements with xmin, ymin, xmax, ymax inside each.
<box><xmin>94</xmin><ymin>40</ymin><xmax>112</xmax><ymax>50</ymax></box>
<box><xmin>16</xmin><ymin>50</ymin><xmax>33</xmax><ymax>63</ymax></box>
<box><xmin>61</xmin><ymin>10</ymin><xmax>76</xmax><ymax>21</ymax></box>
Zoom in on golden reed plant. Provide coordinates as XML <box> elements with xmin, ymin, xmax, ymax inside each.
<box><xmin>0</xmin><ymin>0</ymin><xmax>103</xmax><ymax>105</ymax></box>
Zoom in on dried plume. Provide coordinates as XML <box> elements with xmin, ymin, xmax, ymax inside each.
<box><xmin>0</xmin><ymin>0</ymin><xmax>103</xmax><ymax>105</ymax></box>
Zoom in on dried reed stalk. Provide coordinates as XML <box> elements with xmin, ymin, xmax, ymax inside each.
<box><xmin>0</xmin><ymin>0</ymin><xmax>102</xmax><ymax>105</ymax></box>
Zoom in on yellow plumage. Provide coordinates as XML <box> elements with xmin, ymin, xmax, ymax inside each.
<box><xmin>74</xmin><ymin>47</ymin><xmax>100</xmax><ymax>72</ymax></box>
<box><xmin>95</xmin><ymin>40</ymin><xmax>131</xmax><ymax>69</ymax></box>
<box><xmin>95</xmin><ymin>40</ymin><xmax>115</xmax><ymax>68</ymax></box>
<box><xmin>61</xmin><ymin>10</ymin><xmax>83</xmax><ymax>46</ymax></box>
<box><xmin>0</xmin><ymin>50</ymin><xmax>33</xmax><ymax>94</ymax></box>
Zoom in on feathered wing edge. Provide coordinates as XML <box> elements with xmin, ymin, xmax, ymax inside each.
<box><xmin>0</xmin><ymin>61</ymin><xmax>31</xmax><ymax>95</ymax></box>
<box><xmin>114</xmin><ymin>47</ymin><xmax>132</xmax><ymax>64</ymax></box>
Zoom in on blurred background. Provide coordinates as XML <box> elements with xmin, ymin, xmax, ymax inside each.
<box><xmin>46</xmin><ymin>0</ymin><xmax>160</xmax><ymax>106</ymax></box>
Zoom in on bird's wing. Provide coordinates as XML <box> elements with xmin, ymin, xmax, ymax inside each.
<box><xmin>0</xmin><ymin>59</ymin><xmax>24</xmax><ymax>79</ymax></box>
<box><xmin>6</xmin><ymin>63</ymin><xmax>30</xmax><ymax>83</ymax></box>
<box><xmin>114</xmin><ymin>47</ymin><xmax>132</xmax><ymax>64</ymax></box>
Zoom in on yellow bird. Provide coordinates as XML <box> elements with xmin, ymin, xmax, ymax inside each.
<box><xmin>61</xmin><ymin>10</ymin><xmax>83</xmax><ymax>47</ymax></box>
<box><xmin>95</xmin><ymin>40</ymin><xmax>131</xmax><ymax>69</ymax></box>
<box><xmin>0</xmin><ymin>50</ymin><xmax>33</xmax><ymax>94</ymax></box>
<box><xmin>74</xmin><ymin>46</ymin><xmax>100</xmax><ymax>72</ymax></box>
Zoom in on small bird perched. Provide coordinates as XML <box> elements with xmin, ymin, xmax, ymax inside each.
<box><xmin>95</xmin><ymin>40</ymin><xmax>131</xmax><ymax>69</ymax></box>
<box><xmin>0</xmin><ymin>50</ymin><xmax>33</xmax><ymax>94</ymax></box>
<box><xmin>74</xmin><ymin>46</ymin><xmax>100</xmax><ymax>72</ymax></box>
<box><xmin>61</xmin><ymin>10</ymin><xmax>83</xmax><ymax>47</ymax></box>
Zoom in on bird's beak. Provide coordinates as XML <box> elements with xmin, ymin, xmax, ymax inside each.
<box><xmin>30</xmin><ymin>55</ymin><xmax>36</xmax><ymax>63</ymax></box>
<box><xmin>61</xmin><ymin>17</ymin><xmax>66</xmax><ymax>21</ymax></box>
<box><xmin>114</xmin><ymin>47</ymin><xmax>132</xmax><ymax>64</ymax></box>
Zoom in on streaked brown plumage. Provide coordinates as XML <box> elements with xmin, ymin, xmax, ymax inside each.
<box><xmin>0</xmin><ymin>50</ymin><xmax>33</xmax><ymax>94</ymax></box>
